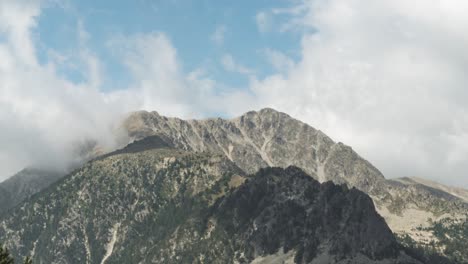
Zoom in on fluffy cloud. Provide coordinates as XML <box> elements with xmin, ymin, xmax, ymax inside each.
<box><xmin>109</xmin><ymin>32</ymin><xmax>247</xmax><ymax>118</ymax></box>
<box><xmin>1</xmin><ymin>1</ymin><xmax>244</xmax><ymax>180</ymax></box>
<box><xmin>0</xmin><ymin>1</ymin><xmax>133</xmax><ymax>177</ymax></box>
<box><xmin>221</xmin><ymin>54</ymin><xmax>255</xmax><ymax>76</ymax></box>
<box><xmin>0</xmin><ymin>1</ymin><xmax>249</xmax><ymax>179</ymax></box>
<box><xmin>248</xmin><ymin>0</ymin><xmax>468</xmax><ymax>186</ymax></box>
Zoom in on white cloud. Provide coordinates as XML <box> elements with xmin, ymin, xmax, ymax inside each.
<box><xmin>0</xmin><ymin>0</ymin><xmax>40</xmax><ymax>66</ymax></box>
<box><xmin>255</xmin><ymin>11</ymin><xmax>272</xmax><ymax>33</ymax></box>
<box><xmin>109</xmin><ymin>32</ymin><xmax>236</xmax><ymax>118</ymax></box>
<box><xmin>0</xmin><ymin>1</ymin><xmax>136</xmax><ymax>178</ymax></box>
<box><xmin>210</xmin><ymin>25</ymin><xmax>226</xmax><ymax>45</ymax></box>
<box><xmin>245</xmin><ymin>0</ymin><xmax>468</xmax><ymax>187</ymax></box>
<box><xmin>262</xmin><ymin>48</ymin><xmax>295</xmax><ymax>72</ymax></box>
<box><xmin>0</xmin><ymin>2</ymin><xmax>248</xmax><ymax>179</ymax></box>
<box><xmin>221</xmin><ymin>54</ymin><xmax>254</xmax><ymax>76</ymax></box>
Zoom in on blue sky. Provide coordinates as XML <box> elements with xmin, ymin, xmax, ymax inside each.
<box><xmin>35</xmin><ymin>0</ymin><xmax>301</xmax><ymax>91</ymax></box>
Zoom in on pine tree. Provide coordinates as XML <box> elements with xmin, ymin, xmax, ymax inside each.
<box><xmin>0</xmin><ymin>244</ymin><xmax>14</xmax><ymax>264</ymax></box>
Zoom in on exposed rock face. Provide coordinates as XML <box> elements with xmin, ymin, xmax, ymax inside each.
<box><xmin>122</xmin><ymin>108</ymin><xmax>468</xmax><ymax>259</ymax></box>
<box><xmin>0</xmin><ymin>139</ymin><xmax>426</xmax><ymax>263</ymax></box>
<box><xmin>209</xmin><ymin>167</ymin><xmax>416</xmax><ymax>264</ymax></box>
<box><xmin>0</xmin><ymin>169</ymin><xmax>63</xmax><ymax>213</ymax></box>
<box><xmin>123</xmin><ymin>108</ymin><xmax>387</xmax><ymax>192</ymax></box>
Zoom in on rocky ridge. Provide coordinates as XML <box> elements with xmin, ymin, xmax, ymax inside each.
<box><xmin>122</xmin><ymin>108</ymin><xmax>467</xmax><ymax>259</ymax></box>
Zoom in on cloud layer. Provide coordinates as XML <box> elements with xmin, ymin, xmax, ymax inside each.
<box><xmin>0</xmin><ymin>0</ymin><xmax>250</xmax><ymax>178</ymax></box>
<box><xmin>0</xmin><ymin>1</ymin><xmax>138</xmax><ymax>176</ymax></box>
<box><xmin>249</xmin><ymin>0</ymin><xmax>468</xmax><ymax>186</ymax></box>
<box><xmin>0</xmin><ymin>0</ymin><xmax>467</xmax><ymax>187</ymax></box>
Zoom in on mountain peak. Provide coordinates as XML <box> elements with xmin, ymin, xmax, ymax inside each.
<box><xmin>239</xmin><ymin>107</ymin><xmax>293</xmax><ymax>120</ymax></box>
<box><xmin>258</xmin><ymin>107</ymin><xmax>281</xmax><ymax>114</ymax></box>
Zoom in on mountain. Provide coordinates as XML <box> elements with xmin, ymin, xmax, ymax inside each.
<box><xmin>0</xmin><ymin>108</ymin><xmax>465</xmax><ymax>262</ymax></box>
<box><xmin>122</xmin><ymin>108</ymin><xmax>468</xmax><ymax>261</ymax></box>
<box><xmin>391</xmin><ymin>177</ymin><xmax>468</xmax><ymax>203</ymax></box>
<box><xmin>0</xmin><ymin>139</ymin><xmax>105</xmax><ymax>214</ymax></box>
<box><xmin>0</xmin><ymin>169</ymin><xmax>63</xmax><ymax>213</ymax></box>
<box><xmin>0</xmin><ymin>137</ymin><xmax>439</xmax><ymax>263</ymax></box>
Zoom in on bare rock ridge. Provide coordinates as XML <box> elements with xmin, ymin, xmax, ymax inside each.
<box><xmin>123</xmin><ymin>108</ymin><xmax>466</xmax><ymax>206</ymax></box>
<box><xmin>123</xmin><ymin>108</ymin><xmax>387</xmax><ymax>190</ymax></box>
<box><xmin>123</xmin><ymin>108</ymin><xmax>467</xmax><ymax>260</ymax></box>
<box><xmin>0</xmin><ymin>141</ymin><xmax>437</xmax><ymax>263</ymax></box>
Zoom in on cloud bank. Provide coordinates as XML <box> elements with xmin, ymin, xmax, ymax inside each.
<box><xmin>0</xmin><ymin>0</ymin><xmax>467</xmax><ymax>188</ymax></box>
<box><xmin>249</xmin><ymin>0</ymin><xmax>468</xmax><ymax>187</ymax></box>
<box><xmin>0</xmin><ymin>0</ymin><xmax>251</xmax><ymax>178</ymax></box>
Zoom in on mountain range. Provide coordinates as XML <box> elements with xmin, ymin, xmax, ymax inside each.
<box><xmin>0</xmin><ymin>108</ymin><xmax>466</xmax><ymax>263</ymax></box>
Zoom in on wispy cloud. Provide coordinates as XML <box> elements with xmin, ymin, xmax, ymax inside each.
<box><xmin>262</xmin><ymin>48</ymin><xmax>295</xmax><ymax>72</ymax></box>
<box><xmin>221</xmin><ymin>54</ymin><xmax>254</xmax><ymax>75</ymax></box>
<box><xmin>210</xmin><ymin>24</ymin><xmax>226</xmax><ymax>45</ymax></box>
<box><xmin>255</xmin><ymin>11</ymin><xmax>271</xmax><ymax>33</ymax></box>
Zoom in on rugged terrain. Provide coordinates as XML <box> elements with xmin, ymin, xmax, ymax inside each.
<box><xmin>122</xmin><ymin>108</ymin><xmax>468</xmax><ymax>261</ymax></box>
<box><xmin>0</xmin><ymin>137</ymin><xmax>437</xmax><ymax>263</ymax></box>
<box><xmin>0</xmin><ymin>108</ymin><xmax>466</xmax><ymax>262</ymax></box>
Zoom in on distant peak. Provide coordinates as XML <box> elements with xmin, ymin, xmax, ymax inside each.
<box><xmin>258</xmin><ymin>107</ymin><xmax>280</xmax><ymax>114</ymax></box>
<box><xmin>239</xmin><ymin>108</ymin><xmax>291</xmax><ymax>119</ymax></box>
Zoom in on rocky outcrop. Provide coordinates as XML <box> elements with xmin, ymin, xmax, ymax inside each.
<box><xmin>210</xmin><ymin>166</ymin><xmax>417</xmax><ymax>263</ymax></box>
